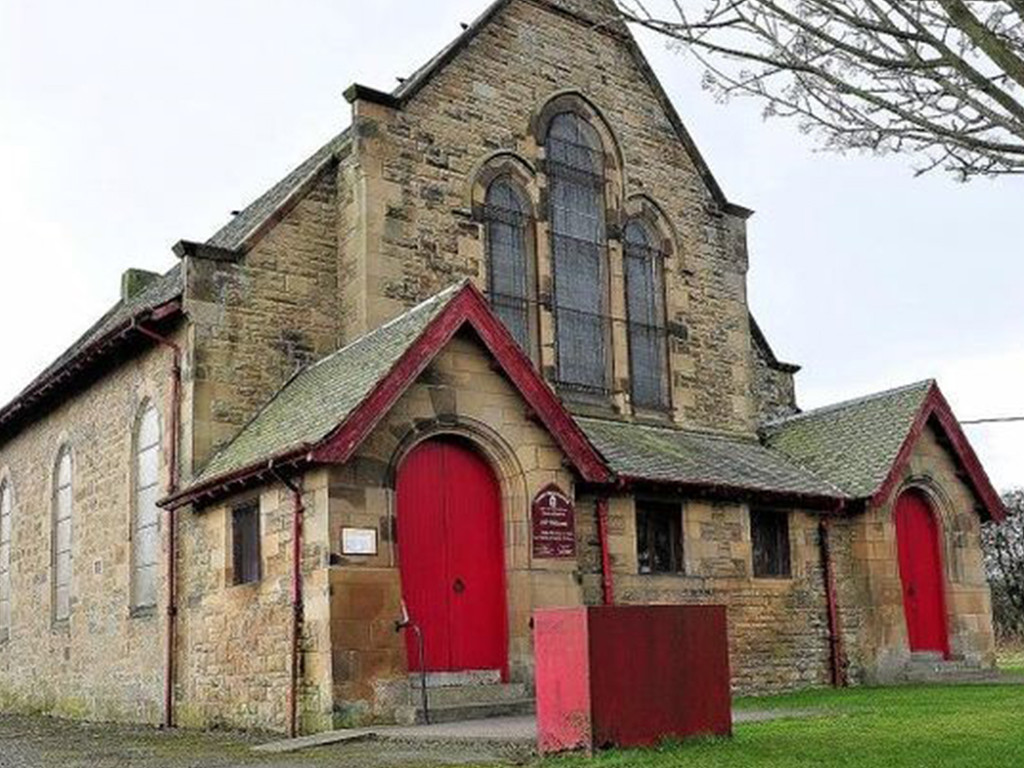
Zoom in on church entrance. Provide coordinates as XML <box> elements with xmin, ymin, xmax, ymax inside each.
<box><xmin>396</xmin><ymin>437</ymin><xmax>508</xmax><ymax>677</ymax></box>
<box><xmin>895</xmin><ymin>490</ymin><xmax>950</xmax><ymax>657</ymax></box>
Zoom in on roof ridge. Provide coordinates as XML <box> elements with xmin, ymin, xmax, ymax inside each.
<box><xmin>765</xmin><ymin>379</ymin><xmax>935</xmax><ymax>429</ymax></box>
<box><xmin>574</xmin><ymin>415</ymin><xmax>763</xmax><ymax>444</ymax></box>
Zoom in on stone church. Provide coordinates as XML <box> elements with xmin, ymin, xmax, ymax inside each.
<box><xmin>0</xmin><ymin>0</ymin><xmax>1006</xmax><ymax>735</ymax></box>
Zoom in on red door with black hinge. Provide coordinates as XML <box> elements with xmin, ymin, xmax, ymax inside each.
<box><xmin>396</xmin><ymin>438</ymin><xmax>507</xmax><ymax>676</ymax></box>
<box><xmin>895</xmin><ymin>491</ymin><xmax>950</xmax><ymax>657</ymax></box>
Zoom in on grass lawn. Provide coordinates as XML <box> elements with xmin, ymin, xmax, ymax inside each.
<box><xmin>524</xmin><ymin>685</ymin><xmax>1024</xmax><ymax>768</ymax></box>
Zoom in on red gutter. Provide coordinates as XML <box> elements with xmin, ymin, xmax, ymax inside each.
<box><xmin>596</xmin><ymin>497</ymin><xmax>614</xmax><ymax>606</ymax></box>
<box><xmin>819</xmin><ymin>505</ymin><xmax>847</xmax><ymax>688</ymax></box>
<box><xmin>160</xmin><ymin>447</ymin><xmax>311</xmax><ymax>510</ymax></box>
<box><xmin>270</xmin><ymin>467</ymin><xmax>305</xmax><ymax>739</ymax></box>
<box><xmin>0</xmin><ymin>300</ymin><xmax>182</xmax><ymax>436</ymax></box>
<box><xmin>137</xmin><ymin>324</ymin><xmax>182</xmax><ymax>729</ymax></box>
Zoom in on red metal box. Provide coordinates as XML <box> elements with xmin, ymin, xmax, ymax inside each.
<box><xmin>534</xmin><ymin>605</ymin><xmax>731</xmax><ymax>753</ymax></box>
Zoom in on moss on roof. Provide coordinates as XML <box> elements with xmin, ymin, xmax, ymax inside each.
<box><xmin>762</xmin><ymin>380</ymin><xmax>933</xmax><ymax>498</ymax></box>
<box><xmin>578</xmin><ymin>417</ymin><xmax>843</xmax><ymax>500</ymax></box>
<box><xmin>193</xmin><ymin>282</ymin><xmax>464</xmax><ymax>485</ymax></box>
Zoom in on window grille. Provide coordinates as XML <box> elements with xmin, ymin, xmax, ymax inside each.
<box><xmin>132</xmin><ymin>407</ymin><xmax>161</xmax><ymax>610</ymax></box>
<box><xmin>233</xmin><ymin>503</ymin><xmax>261</xmax><ymax>586</ymax></box>
<box><xmin>53</xmin><ymin>449</ymin><xmax>73</xmax><ymax>621</ymax></box>
<box><xmin>547</xmin><ymin>113</ymin><xmax>609</xmax><ymax>393</ymax></box>
<box><xmin>485</xmin><ymin>179</ymin><xmax>531</xmax><ymax>352</ymax></box>
<box><xmin>0</xmin><ymin>481</ymin><xmax>11</xmax><ymax>637</ymax></box>
<box><xmin>624</xmin><ymin>220</ymin><xmax>669</xmax><ymax>409</ymax></box>
<box><xmin>751</xmin><ymin>508</ymin><xmax>792</xmax><ymax>578</ymax></box>
<box><xmin>636</xmin><ymin>501</ymin><xmax>683</xmax><ymax>575</ymax></box>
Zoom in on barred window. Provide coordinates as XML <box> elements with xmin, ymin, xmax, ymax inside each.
<box><xmin>485</xmin><ymin>179</ymin><xmax>532</xmax><ymax>352</ymax></box>
<box><xmin>0</xmin><ymin>480</ymin><xmax>11</xmax><ymax>638</ymax></box>
<box><xmin>53</xmin><ymin>447</ymin><xmax>73</xmax><ymax>622</ymax></box>
<box><xmin>751</xmin><ymin>508</ymin><xmax>792</xmax><ymax>579</ymax></box>
<box><xmin>624</xmin><ymin>220</ymin><xmax>669</xmax><ymax>409</ymax></box>
<box><xmin>233</xmin><ymin>502</ymin><xmax>261</xmax><ymax>586</ymax></box>
<box><xmin>132</xmin><ymin>407</ymin><xmax>161</xmax><ymax>610</ymax></box>
<box><xmin>547</xmin><ymin>112</ymin><xmax>608</xmax><ymax>394</ymax></box>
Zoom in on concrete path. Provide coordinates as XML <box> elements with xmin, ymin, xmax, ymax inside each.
<box><xmin>254</xmin><ymin>708</ymin><xmax>823</xmax><ymax>753</ymax></box>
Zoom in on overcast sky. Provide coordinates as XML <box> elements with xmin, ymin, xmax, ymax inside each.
<box><xmin>1</xmin><ymin>0</ymin><xmax>1021</xmax><ymax>491</ymax></box>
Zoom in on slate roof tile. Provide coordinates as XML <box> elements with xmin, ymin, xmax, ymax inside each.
<box><xmin>193</xmin><ymin>282</ymin><xmax>463</xmax><ymax>485</ymax></box>
<box><xmin>761</xmin><ymin>380</ymin><xmax>934</xmax><ymax>498</ymax></box>
<box><xmin>578</xmin><ymin>417</ymin><xmax>844</xmax><ymax>500</ymax></box>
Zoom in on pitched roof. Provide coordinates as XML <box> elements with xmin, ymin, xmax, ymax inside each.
<box><xmin>762</xmin><ymin>381</ymin><xmax>1005</xmax><ymax>521</ymax></box>
<box><xmin>166</xmin><ymin>281</ymin><xmax>609</xmax><ymax>508</ymax></box>
<box><xmin>206</xmin><ymin>128</ymin><xmax>351</xmax><ymax>252</ymax></box>
<box><xmin>194</xmin><ymin>282</ymin><xmax>461</xmax><ymax>486</ymax></box>
<box><xmin>348</xmin><ymin>0</ymin><xmax>748</xmax><ymax>216</ymax></box>
<box><xmin>762</xmin><ymin>381</ymin><xmax>934</xmax><ymax>499</ymax></box>
<box><xmin>578</xmin><ymin>417</ymin><xmax>844</xmax><ymax>505</ymax></box>
<box><xmin>0</xmin><ymin>265</ymin><xmax>184</xmax><ymax>438</ymax></box>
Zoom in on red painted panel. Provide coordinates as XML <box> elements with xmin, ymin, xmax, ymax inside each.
<box><xmin>895</xmin><ymin>491</ymin><xmax>950</xmax><ymax>657</ymax></box>
<box><xmin>534</xmin><ymin>606</ymin><xmax>731</xmax><ymax>754</ymax></box>
<box><xmin>396</xmin><ymin>438</ymin><xmax>507</xmax><ymax>674</ymax></box>
<box><xmin>588</xmin><ymin>606</ymin><xmax>732</xmax><ymax>748</ymax></box>
<box><xmin>534</xmin><ymin>609</ymin><xmax>593</xmax><ymax>754</ymax></box>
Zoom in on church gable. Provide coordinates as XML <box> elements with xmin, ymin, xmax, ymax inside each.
<box><xmin>345</xmin><ymin>0</ymin><xmax>759</xmax><ymax>434</ymax></box>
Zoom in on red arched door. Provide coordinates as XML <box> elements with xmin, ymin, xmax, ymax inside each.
<box><xmin>396</xmin><ymin>438</ymin><xmax>508</xmax><ymax>677</ymax></box>
<box><xmin>895</xmin><ymin>491</ymin><xmax>950</xmax><ymax>657</ymax></box>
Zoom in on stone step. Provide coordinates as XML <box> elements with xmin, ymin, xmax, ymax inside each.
<box><xmin>406</xmin><ymin>682</ymin><xmax>529</xmax><ymax>708</ymax></box>
<box><xmin>394</xmin><ymin>696</ymin><xmax>535</xmax><ymax>726</ymax></box>
<box><xmin>409</xmin><ymin>670</ymin><xmax>502</xmax><ymax>688</ymax></box>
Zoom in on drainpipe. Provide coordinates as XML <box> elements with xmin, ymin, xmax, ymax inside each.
<box><xmin>136</xmin><ymin>324</ymin><xmax>181</xmax><ymax>728</ymax></box>
<box><xmin>596</xmin><ymin>497</ymin><xmax>614</xmax><ymax>606</ymax></box>
<box><xmin>819</xmin><ymin>503</ymin><xmax>848</xmax><ymax>688</ymax></box>
<box><xmin>270</xmin><ymin>466</ymin><xmax>304</xmax><ymax>739</ymax></box>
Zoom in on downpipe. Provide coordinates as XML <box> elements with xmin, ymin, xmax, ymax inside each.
<box><xmin>820</xmin><ymin>505</ymin><xmax>848</xmax><ymax>688</ymax></box>
<box><xmin>136</xmin><ymin>324</ymin><xmax>181</xmax><ymax>729</ymax></box>
<box><xmin>270</xmin><ymin>466</ymin><xmax>305</xmax><ymax>739</ymax></box>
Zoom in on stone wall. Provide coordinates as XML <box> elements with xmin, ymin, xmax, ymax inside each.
<box><xmin>751</xmin><ymin>332</ymin><xmax>798</xmax><ymax>424</ymax></box>
<box><xmin>345</xmin><ymin>0</ymin><xmax>758</xmax><ymax>434</ymax></box>
<box><xmin>0</xmin><ymin>330</ymin><xmax>182</xmax><ymax>723</ymax></box>
<box><xmin>576</xmin><ymin>493</ymin><xmax>834</xmax><ymax>694</ymax></box>
<box><xmin>174</xmin><ymin>469</ymin><xmax>334</xmax><ymax>733</ymax></box>
<box><xmin>842</xmin><ymin>424</ymin><xmax>996</xmax><ymax>683</ymax></box>
<box><xmin>185</xmin><ymin>166</ymin><xmax>343</xmax><ymax>471</ymax></box>
<box><xmin>325</xmin><ymin>330</ymin><xmax>579</xmax><ymax>724</ymax></box>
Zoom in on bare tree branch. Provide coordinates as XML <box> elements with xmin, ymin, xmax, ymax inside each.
<box><xmin>614</xmin><ymin>0</ymin><xmax>1024</xmax><ymax>178</ymax></box>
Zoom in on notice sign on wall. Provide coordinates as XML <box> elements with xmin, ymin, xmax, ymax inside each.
<box><xmin>532</xmin><ymin>485</ymin><xmax>577</xmax><ymax>559</ymax></box>
<box><xmin>341</xmin><ymin>527</ymin><xmax>378</xmax><ymax>556</ymax></box>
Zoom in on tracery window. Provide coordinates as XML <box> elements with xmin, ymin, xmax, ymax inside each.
<box><xmin>485</xmin><ymin>179</ymin><xmax>532</xmax><ymax>353</ymax></box>
<box><xmin>0</xmin><ymin>479</ymin><xmax>11</xmax><ymax>638</ymax></box>
<box><xmin>132</xmin><ymin>406</ymin><xmax>161</xmax><ymax>610</ymax></box>
<box><xmin>624</xmin><ymin>219</ymin><xmax>669</xmax><ymax>409</ymax></box>
<box><xmin>53</xmin><ymin>447</ymin><xmax>73</xmax><ymax>622</ymax></box>
<box><xmin>546</xmin><ymin>112</ymin><xmax>609</xmax><ymax>393</ymax></box>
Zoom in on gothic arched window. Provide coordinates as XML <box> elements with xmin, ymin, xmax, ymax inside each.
<box><xmin>547</xmin><ymin>112</ymin><xmax>609</xmax><ymax>393</ymax></box>
<box><xmin>0</xmin><ymin>479</ymin><xmax>11</xmax><ymax>638</ymax></box>
<box><xmin>624</xmin><ymin>219</ymin><xmax>669</xmax><ymax>409</ymax></box>
<box><xmin>53</xmin><ymin>446</ymin><xmax>73</xmax><ymax>622</ymax></box>
<box><xmin>132</xmin><ymin>406</ymin><xmax>161</xmax><ymax>610</ymax></box>
<box><xmin>485</xmin><ymin>178</ymin><xmax>532</xmax><ymax>353</ymax></box>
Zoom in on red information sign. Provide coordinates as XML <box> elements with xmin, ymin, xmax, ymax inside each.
<box><xmin>532</xmin><ymin>484</ymin><xmax>577</xmax><ymax>559</ymax></box>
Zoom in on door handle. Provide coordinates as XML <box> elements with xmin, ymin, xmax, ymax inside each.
<box><xmin>453</xmin><ymin>578</ymin><xmax>466</xmax><ymax>595</ymax></box>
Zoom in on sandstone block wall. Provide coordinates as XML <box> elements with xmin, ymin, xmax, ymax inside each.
<box><xmin>0</xmin><ymin>331</ymin><xmax>182</xmax><ymax>723</ymax></box>
<box><xmin>175</xmin><ymin>468</ymin><xmax>334</xmax><ymax>733</ymax></box>
<box><xmin>842</xmin><ymin>424</ymin><xmax>996</xmax><ymax>683</ymax></box>
<box><xmin>345</xmin><ymin>0</ymin><xmax>759</xmax><ymax>434</ymax></box>
<box><xmin>576</xmin><ymin>493</ymin><xmax>833</xmax><ymax>694</ymax></box>
<box><xmin>325</xmin><ymin>331</ymin><xmax>579</xmax><ymax>724</ymax></box>
<box><xmin>185</xmin><ymin>166</ymin><xmax>343</xmax><ymax>471</ymax></box>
